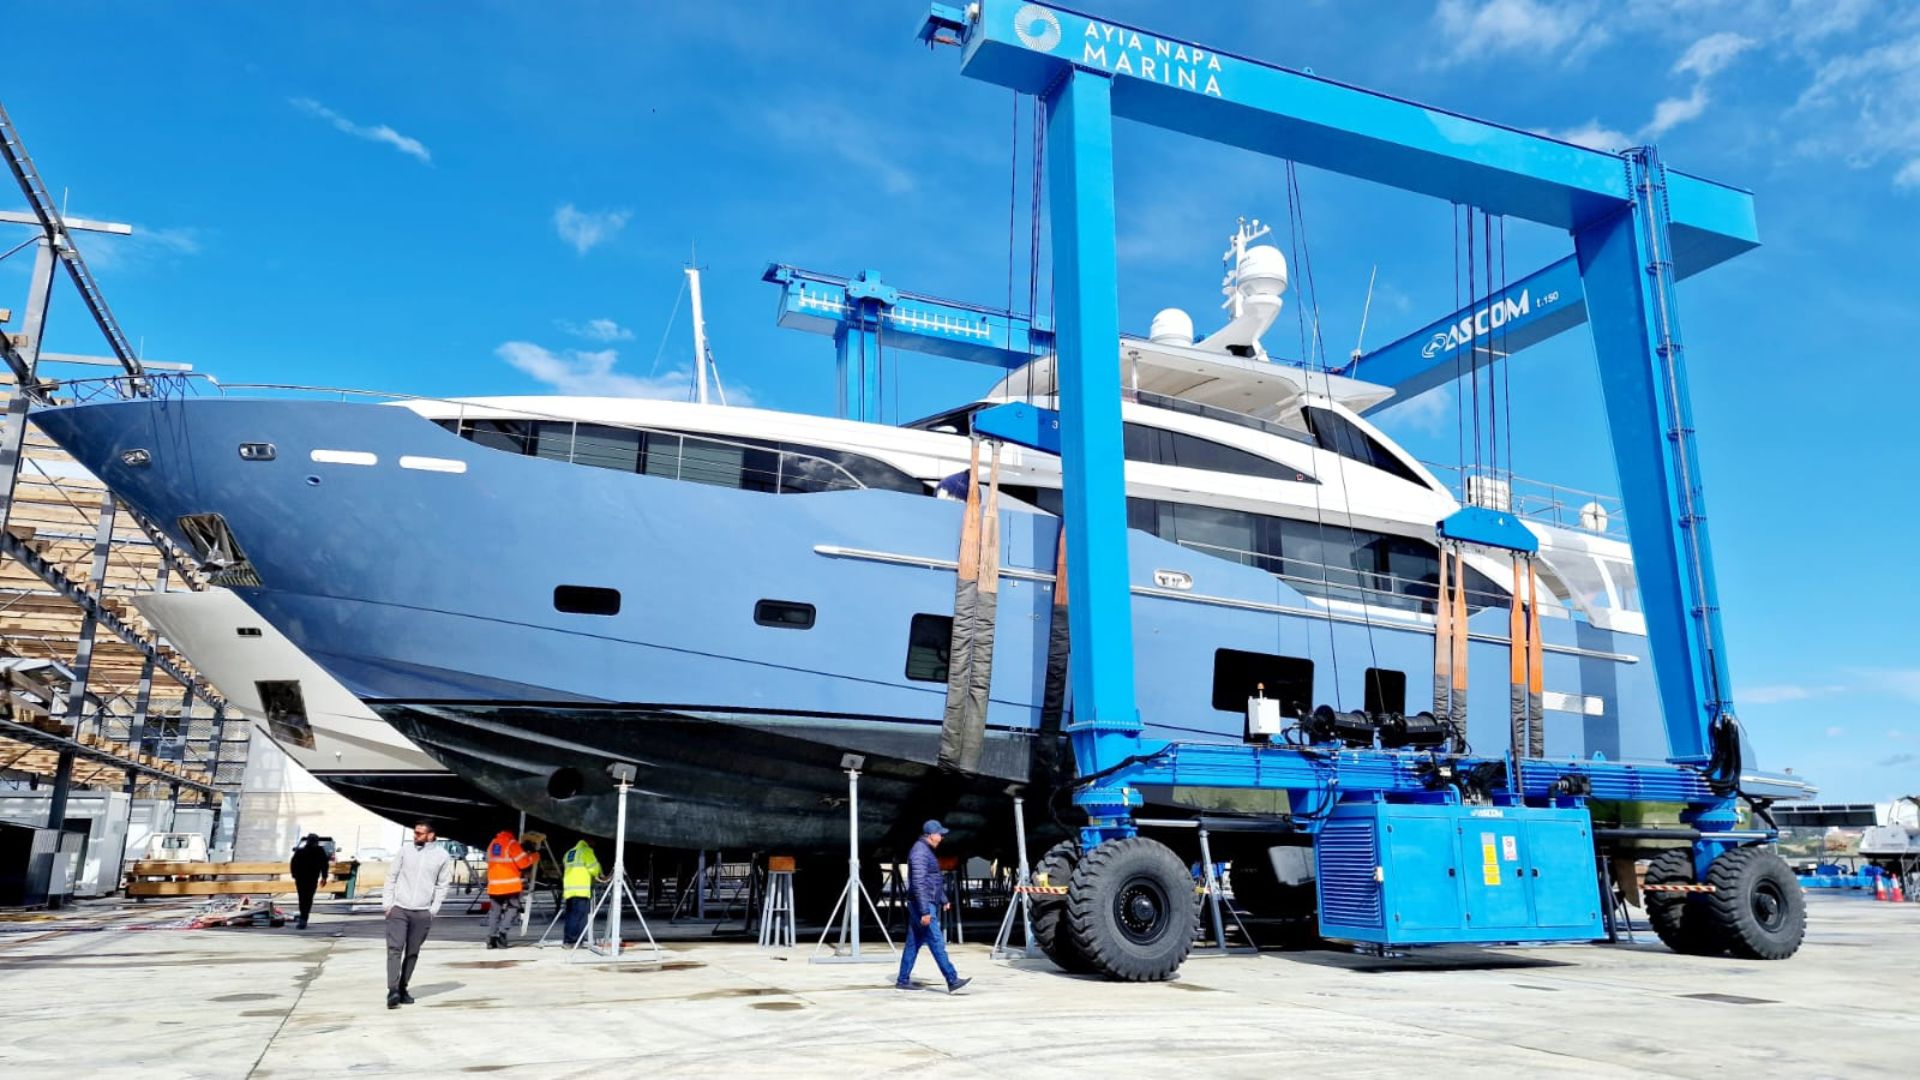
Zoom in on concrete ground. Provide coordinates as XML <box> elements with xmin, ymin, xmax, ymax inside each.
<box><xmin>0</xmin><ymin>891</ymin><xmax>1908</xmax><ymax>1079</ymax></box>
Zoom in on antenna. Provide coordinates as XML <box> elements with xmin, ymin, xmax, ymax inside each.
<box><xmin>1351</xmin><ymin>263</ymin><xmax>1378</xmax><ymax>367</ymax></box>
<box><xmin>684</xmin><ymin>266</ymin><xmax>710</xmax><ymax>405</ymax></box>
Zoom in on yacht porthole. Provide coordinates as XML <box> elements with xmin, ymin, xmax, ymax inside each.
<box><xmin>305</xmin><ymin>475</ymin><xmax>321</xmax><ymax>486</ymax></box>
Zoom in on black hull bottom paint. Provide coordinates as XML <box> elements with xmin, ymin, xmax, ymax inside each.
<box><xmin>375</xmin><ymin>702</ymin><xmax>1076</xmax><ymax>856</ymax></box>
<box><xmin>310</xmin><ymin>768</ymin><xmax>536</xmax><ymax>847</ymax></box>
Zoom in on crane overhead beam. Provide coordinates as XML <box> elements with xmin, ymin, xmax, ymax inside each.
<box><xmin>938</xmin><ymin>2</ymin><xmax>1756</xmax><ymax>269</ymax></box>
<box><xmin>1347</xmin><ymin>255</ymin><xmax>1585</xmax><ymax>412</ymax></box>
<box><xmin>764</xmin><ymin>263</ymin><xmax>1053</xmax><ymax>419</ymax></box>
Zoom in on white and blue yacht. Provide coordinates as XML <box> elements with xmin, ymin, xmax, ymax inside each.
<box><xmin>32</xmin><ymin>237</ymin><xmax>1656</xmax><ymax>867</ymax></box>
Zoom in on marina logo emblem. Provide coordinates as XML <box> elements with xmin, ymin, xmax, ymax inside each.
<box><xmin>1419</xmin><ymin>289</ymin><xmax>1543</xmax><ymax>359</ymax></box>
<box><xmin>1014</xmin><ymin>4</ymin><xmax>1062</xmax><ymax>52</ymax></box>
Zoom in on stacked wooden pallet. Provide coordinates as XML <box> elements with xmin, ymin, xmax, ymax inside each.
<box><xmin>125</xmin><ymin>860</ymin><xmax>357</xmax><ymax>898</ymax></box>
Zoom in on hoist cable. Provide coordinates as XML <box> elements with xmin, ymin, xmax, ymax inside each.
<box><xmin>1285</xmin><ymin>161</ymin><xmax>1382</xmax><ymax>696</ymax></box>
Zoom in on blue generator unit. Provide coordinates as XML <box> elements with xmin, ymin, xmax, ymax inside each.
<box><xmin>1315</xmin><ymin>801</ymin><xmax>1606</xmax><ymax>947</ymax></box>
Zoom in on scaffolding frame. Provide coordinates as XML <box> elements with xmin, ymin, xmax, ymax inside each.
<box><xmin>0</xmin><ymin>100</ymin><xmax>247</xmax><ymax>889</ymax></box>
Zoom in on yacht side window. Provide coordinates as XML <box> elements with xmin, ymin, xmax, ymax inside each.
<box><xmin>1301</xmin><ymin>406</ymin><xmax>1429</xmax><ymax>489</ymax></box>
<box><xmin>1123</xmin><ymin>422</ymin><xmax>1316</xmax><ymax>483</ymax></box>
<box><xmin>1600</xmin><ymin>558</ymin><xmax>1640</xmax><ymax>612</ymax></box>
<box><xmin>444</xmin><ymin>418</ymin><xmax>924</xmax><ymax>495</ymax></box>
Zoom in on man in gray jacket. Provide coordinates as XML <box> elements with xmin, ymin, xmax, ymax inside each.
<box><xmin>384</xmin><ymin>820</ymin><xmax>453</xmax><ymax>1009</ymax></box>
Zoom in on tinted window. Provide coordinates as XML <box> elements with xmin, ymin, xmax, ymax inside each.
<box><xmin>1129</xmin><ymin>498</ymin><xmax>1506</xmax><ymax>613</ymax></box>
<box><xmin>905</xmin><ymin>614</ymin><xmax>953</xmax><ymax>682</ymax></box>
<box><xmin>452</xmin><ymin>419</ymin><xmax>922</xmax><ymax>495</ymax></box>
<box><xmin>1212</xmin><ymin>648</ymin><xmax>1314</xmax><ymax>717</ymax></box>
<box><xmin>462</xmin><ymin>418</ymin><xmax>536</xmax><ymax>455</ymax></box>
<box><xmin>554</xmin><ymin>585</ymin><xmax>621</xmax><ymax>616</ymax></box>
<box><xmin>1302</xmin><ymin>406</ymin><xmax>1429</xmax><ymax>488</ymax></box>
<box><xmin>754</xmin><ymin>600</ymin><xmax>816</xmax><ymax>629</ymax></box>
<box><xmin>1364</xmin><ymin>668</ymin><xmax>1407</xmax><ymax>716</ymax></box>
<box><xmin>1124</xmin><ymin>422</ymin><xmax>1315</xmax><ymax>483</ymax></box>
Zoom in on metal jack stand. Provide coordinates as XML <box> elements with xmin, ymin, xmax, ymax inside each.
<box><xmin>568</xmin><ymin>763</ymin><xmax>662</xmax><ymax>966</ymax></box>
<box><xmin>1136</xmin><ymin>819</ymin><xmax>1257</xmax><ymax>957</ymax></box>
<box><xmin>811</xmin><ymin>756</ymin><xmax>896</xmax><ymax>963</ymax></box>
<box><xmin>759</xmin><ymin>856</ymin><xmax>796</xmax><ymax>949</ymax></box>
<box><xmin>992</xmin><ymin>790</ymin><xmax>1039</xmax><ymax>960</ymax></box>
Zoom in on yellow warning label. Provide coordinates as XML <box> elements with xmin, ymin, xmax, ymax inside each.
<box><xmin>1480</xmin><ymin>832</ymin><xmax>1500</xmax><ymax>886</ymax></box>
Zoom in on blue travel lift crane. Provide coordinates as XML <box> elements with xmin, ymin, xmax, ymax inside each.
<box><xmin>900</xmin><ymin>1</ymin><xmax>1811</xmax><ymax>981</ymax></box>
<box><xmin>761</xmin><ymin>264</ymin><xmax>1054</xmax><ymax>420</ymax></box>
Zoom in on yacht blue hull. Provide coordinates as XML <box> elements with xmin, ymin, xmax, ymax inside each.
<box><xmin>34</xmin><ymin>397</ymin><xmax>1667</xmax><ymax>854</ymax></box>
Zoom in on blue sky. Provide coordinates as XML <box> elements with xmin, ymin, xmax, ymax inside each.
<box><xmin>5</xmin><ymin>1</ymin><xmax>1917</xmax><ymax>800</ymax></box>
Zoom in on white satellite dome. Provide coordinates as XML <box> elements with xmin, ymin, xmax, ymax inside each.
<box><xmin>1149</xmin><ymin>307</ymin><xmax>1195</xmax><ymax>346</ymax></box>
<box><xmin>1235</xmin><ymin>244</ymin><xmax>1289</xmax><ymax>300</ymax></box>
<box><xmin>1579</xmin><ymin>500</ymin><xmax>1610</xmax><ymax>533</ymax></box>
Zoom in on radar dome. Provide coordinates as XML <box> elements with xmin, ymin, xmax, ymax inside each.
<box><xmin>1149</xmin><ymin>307</ymin><xmax>1195</xmax><ymax>346</ymax></box>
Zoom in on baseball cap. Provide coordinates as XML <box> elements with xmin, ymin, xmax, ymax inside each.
<box><xmin>923</xmin><ymin>819</ymin><xmax>950</xmax><ymax>836</ymax></box>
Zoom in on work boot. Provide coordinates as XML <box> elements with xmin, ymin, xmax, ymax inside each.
<box><xmin>486</xmin><ymin>936</ymin><xmax>500</xmax><ymax>950</ymax></box>
<box><xmin>398</xmin><ymin>989</ymin><xmax>416</xmax><ymax>1005</ymax></box>
<box><xmin>386</xmin><ymin>991</ymin><xmax>401</xmax><ymax>1010</ymax></box>
<box><xmin>947</xmin><ymin>977</ymin><xmax>972</xmax><ymax>995</ymax></box>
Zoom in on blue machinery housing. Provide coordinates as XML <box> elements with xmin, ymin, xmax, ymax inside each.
<box><xmin>920</xmin><ymin>1</ymin><xmax>1798</xmax><ymax>953</ymax></box>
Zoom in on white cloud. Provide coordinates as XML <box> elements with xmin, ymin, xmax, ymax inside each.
<box><xmin>1824</xmin><ymin>726</ymin><xmax>1845</xmax><ymax>738</ymax></box>
<box><xmin>289</xmin><ymin>98</ymin><xmax>431</xmax><ymax>164</ymax></box>
<box><xmin>1673</xmin><ymin>32</ymin><xmax>1757</xmax><ymax>80</ymax></box>
<box><xmin>1858</xmin><ymin>669</ymin><xmax>1920</xmax><ymax>703</ymax></box>
<box><xmin>553</xmin><ymin>204</ymin><xmax>631</xmax><ymax>256</ymax></box>
<box><xmin>1432</xmin><ymin>0</ymin><xmax>1593</xmax><ymax>64</ymax></box>
<box><xmin>1544</xmin><ymin>121</ymin><xmax>1633</xmax><ymax>152</ymax></box>
<box><xmin>1741</xmin><ymin>683</ymin><xmax>1846</xmax><ymax>705</ymax></box>
<box><xmin>1644</xmin><ymin>85</ymin><xmax>1711</xmax><ymax>138</ymax></box>
<box><xmin>497</xmin><ymin>341</ymin><xmax>750</xmax><ymax>404</ymax></box>
<box><xmin>556</xmin><ymin>317</ymin><xmax>635</xmax><ymax>343</ymax></box>
<box><xmin>1786</xmin><ymin>0</ymin><xmax>1873</xmax><ymax>42</ymax></box>
<box><xmin>761</xmin><ymin>103</ymin><xmax>916</xmax><ymax>195</ymax></box>
<box><xmin>78</xmin><ymin>223</ymin><xmax>203</xmax><ymax>272</ymax></box>
<box><xmin>1793</xmin><ymin>32</ymin><xmax>1920</xmax><ymax>189</ymax></box>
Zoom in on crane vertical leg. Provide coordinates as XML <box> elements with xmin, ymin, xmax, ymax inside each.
<box><xmin>1572</xmin><ymin>158</ymin><xmax>1728</xmax><ymax>767</ymax></box>
<box><xmin>832</xmin><ymin>327</ymin><xmax>851</xmax><ymax>419</ymax></box>
<box><xmin>1043</xmin><ymin>71</ymin><xmax>1141</xmax><ymax>846</ymax></box>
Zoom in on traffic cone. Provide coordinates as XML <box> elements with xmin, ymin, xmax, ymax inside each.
<box><xmin>1873</xmin><ymin>875</ymin><xmax>1888</xmax><ymax>901</ymax></box>
<box><xmin>1895</xmin><ymin>878</ymin><xmax>1908</xmax><ymax>903</ymax></box>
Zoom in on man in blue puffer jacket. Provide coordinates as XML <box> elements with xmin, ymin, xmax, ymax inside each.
<box><xmin>894</xmin><ymin>819</ymin><xmax>971</xmax><ymax>993</ymax></box>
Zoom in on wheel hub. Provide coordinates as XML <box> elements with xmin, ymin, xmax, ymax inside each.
<box><xmin>1114</xmin><ymin>877</ymin><xmax>1169</xmax><ymax>944</ymax></box>
<box><xmin>1751</xmin><ymin>881</ymin><xmax>1786</xmax><ymax>931</ymax></box>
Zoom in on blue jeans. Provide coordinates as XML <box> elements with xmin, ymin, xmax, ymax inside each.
<box><xmin>563</xmin><ymin>897</ymin><xmax>589</xmax><ymax>945</ymax></box>
<box><xmin>896</xmin><ymin>906</ymin><xmax>959</xmax><ymax>987</ymax></box>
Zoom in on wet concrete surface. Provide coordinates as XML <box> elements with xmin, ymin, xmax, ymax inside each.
<box><xmin>0</xmin><ymin>892</ymin><xmax>1909</xmax><ymax>1078</ymax></box>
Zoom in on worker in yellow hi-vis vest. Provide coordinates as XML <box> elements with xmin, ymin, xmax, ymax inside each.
<box><xmin>562</xmin><ymin>839</ymin><xmax>606</xmax><ymax>946</ymax></box>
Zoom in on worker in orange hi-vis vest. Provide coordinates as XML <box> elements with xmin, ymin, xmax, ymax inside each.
<box><xmin>484</xmin><ymin>830</ymin><xmax>538</xmax><ymax>949</ymax></box>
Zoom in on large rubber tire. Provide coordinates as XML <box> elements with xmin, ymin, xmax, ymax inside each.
<box><xmin>1065</xmin><ymin>837</ymin><xmax>1198</xmax><ymax>982</ymax></box>
<box><xmin>1703</xmin><ymin>846</ymin><xmax>1806</xmax><ymax>960</ymax></box>
<box><xmin>1644</xmin><ymin>848</ymin><xmax>1725</xmax><ymax>956</ymax></box>
<box><xmin>1031</xmin><ymin>841</ymin><xmax>1099</xmax><ymax>974</ymax></box>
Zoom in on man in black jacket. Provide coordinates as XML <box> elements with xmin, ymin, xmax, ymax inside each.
<box><xmin>289</xmin><ymin>835</ymin><xmax>331</xmax><ymax>929</ymax></box>
<box><xmin>894</xmin><ymin>819</ymin><xmax>970</xmax><ymax>993</ymax></box>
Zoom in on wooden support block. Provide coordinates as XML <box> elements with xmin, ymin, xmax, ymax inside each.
<box><xmin>126</xmin><ymin>879</ymin><xmax>350</xmax><ymax>898</ymax></box>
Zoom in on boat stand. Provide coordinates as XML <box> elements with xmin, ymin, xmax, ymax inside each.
<box><xmin>811</xmin><ymin>758</ymin><xmax>896</xmax><ymax>963</ymax></box>
<box><xmin>1137</xmin><ymin>819</ymin><xmax>1257</xmax><ymax>957</ymax></box>
<box><xmin>567</xmin><ymin>765</ymin><xmax>662</xmax><ymax>966</ymax></box>
<box><xmin>991</xmin><ymin>791</ymin><xmax>1039</xmax><ymax>960</ymax></box>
